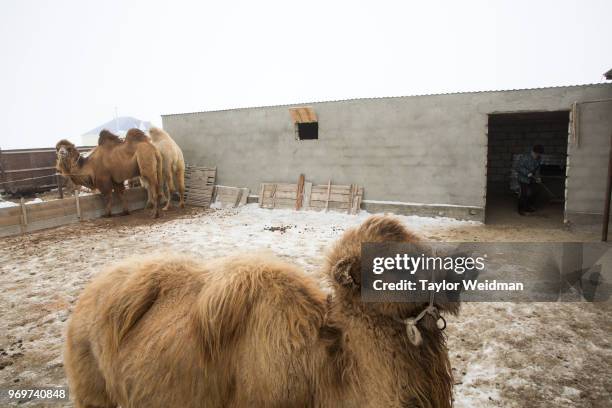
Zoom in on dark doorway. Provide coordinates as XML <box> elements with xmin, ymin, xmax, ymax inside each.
<box><xmin>485</xmin><ymin>111</ymin><xmax>569</xmax><ymax>226</ymax></box>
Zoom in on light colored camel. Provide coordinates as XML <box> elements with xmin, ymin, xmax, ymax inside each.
<box><xmin>64</xmin><ymin>215</ymin><xmax>458</xmax><ymax>407</ymax></box>
<box><xmin>56</xmin><ymin>129</ymin><xmax>162</xmax><ymax>218</ymax></box>
<box><xmin>144</xmin><ymin>127</ymin><xmax>185</xmax><ymax>210</ymax></box>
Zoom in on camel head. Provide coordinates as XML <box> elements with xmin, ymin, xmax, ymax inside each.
<box><xmin>55</xmin><ymin>139</ymin><xmax>81</xmax><ymax>173</ymax></box>
<box><xmin>325</xmin><ymin>215</ymin><xmax>460</xmax><ymax>322</ymax></box>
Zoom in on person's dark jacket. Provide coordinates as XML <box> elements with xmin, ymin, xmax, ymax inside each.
<box><xmin>516</xmin><ymin>153</ymin><xmax>542</xmax><ymax>184</ymax></box>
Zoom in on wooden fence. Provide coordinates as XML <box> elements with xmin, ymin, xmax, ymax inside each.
<box><xmin>0</xmin><ymin>164</ymin><xmax>217</xmax><ymax>238</ymax></box>
<box><xmin>184</xmin><ymin>166</ymin><xmax>217</xmax><ymax>207</ymax></box>
<box><xmin>0</xmin><ymin>188</ymin><xmax>148</xmax><ymax>238</ymax></box>
<box><xmin>0</xmin><ymin>146</ymin><xmax>93</xmax><ymax>194</ymax></box>
<box><xmin>259</xmin><ymin>181</ymin><xmax>363</xmax><ymax>214</ymax></box>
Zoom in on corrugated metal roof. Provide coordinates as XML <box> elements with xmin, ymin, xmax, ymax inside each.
<box><xmin>161</xmin><ymin>82</ymin><xmax>612</xmax><ymax>117</ymax></box>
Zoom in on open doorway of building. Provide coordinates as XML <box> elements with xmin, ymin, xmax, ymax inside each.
<box><xmin>485</xmin><ymin>111</ymin><xmax>569</xmax><ymax>226</ymax></box>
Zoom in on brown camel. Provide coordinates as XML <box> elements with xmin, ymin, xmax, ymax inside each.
<box><xmin>56</xmin><ymin>129</ymin><xmax>162</xmax><ymax>218</ymax></box>
<box><xmin>145</xmin><ymin>127</ymin><xmax>185</xmax><ymax>210</ymax></box>
<box><xmin>65</xmin><ymin>216</ymin><xmax>459</xmax><ymax>408</ymax></box>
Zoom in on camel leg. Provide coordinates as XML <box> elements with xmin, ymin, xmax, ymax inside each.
<box><xmin>140</xmin><ymin>177</ymin><xmax>153</xmax><ymax>209</ymax></box>
<box><xmin>104</xmin><ymin>193</ymin><xmax>112</xmax><ymax>217</ymax></box>
<box><xmin>99</xmin><ymin>184</ymin><xmax>113</xmax><ymax>217</ymax></box>
<box><xmin>163</xmin><ymin>164</ymin><xmax>175</xmax><ymax>211</ymax></box>
<box><xmin>114</xmin><ymin>182</ymin><xmax>129</xmax><ymax>215</ymax></box>
<box><xmin>136</xmin><ymin>149</ymin><xmax>160</xmax><ymax>219</ymax></box>
<box><xmin>175</xmin><ymin>164</ymin><xmax>185</xmax><ymax>209</ymax></box>
<box><xmin>65</xmin><ymin>330</ymin><xmax>117</xmax><ymax>408</ymax></box>
<box><xmin>140</xmin><ymin>173</ymin><xmax>160</xmax><ymax>218</ymax></box>
<box><xmin>152</xmin><ymin>180</ymin><xmax>160</xmax><ymax>218</ymax></box>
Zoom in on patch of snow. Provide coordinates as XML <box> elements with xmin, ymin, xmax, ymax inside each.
<box><xmin>210</xmin><ymin>201</ymin><xmax>230</xmax><ymax>209</ymax></box>
<box><xmin>26</xmin><ymin>198</ymin><xmax>44</xmax><ymax>204</ymax></box>
<box><xmin>0</xmin><ymin>200</ymin><xmax>18</xmax><ymax>208</ymax></box>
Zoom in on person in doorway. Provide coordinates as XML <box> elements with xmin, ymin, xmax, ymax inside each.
<box><xmin>516</xmin><ymin>144</ymin><xmax>544</xmax><ymax>215</ymax></box>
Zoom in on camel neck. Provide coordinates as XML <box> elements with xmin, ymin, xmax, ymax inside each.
<box><xmin>60</xmin><ymin>156</ymin><xmax>93</xmax><ymax>189</ymax></box>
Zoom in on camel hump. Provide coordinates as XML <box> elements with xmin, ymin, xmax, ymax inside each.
<box><xmin>98</xmin><ymin>130</ymin><xmax>122</xmax><ymax>146</ymax></box>
<box><xmin>103</xmin><ymin>266</ymin><xmax>161</xmax><ymax>350</ymax></box>
<box><xmin>125</xmin><ymin>128</ymin><xmax>149</xmax><ymax>143</ymax></box>
<box><xmin>195</xmin><ymin>254</ymin><xmax>329</xmax><ymax>361</ymax></box>
<box><xmin>148</xmin><ymin>127</ymin><xmax>170</xmax><ymax>142</ymax></box>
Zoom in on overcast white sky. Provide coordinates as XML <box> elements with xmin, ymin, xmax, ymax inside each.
<box><xmin>0</xmin><ymin>0</ymin><xmax>610</xmax><ymax>149</ymax></box>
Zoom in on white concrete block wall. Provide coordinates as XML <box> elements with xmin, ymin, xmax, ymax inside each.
<box><xmin>163</xmin><ymin>84</ymin><xmax>612</xmax><ymax>223</ymax></box>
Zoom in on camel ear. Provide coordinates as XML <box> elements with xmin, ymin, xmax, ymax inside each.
<box><xmin>332</xmin><ymin>256</ymin><xmax>361</xmax><ymax>288</ymax></box>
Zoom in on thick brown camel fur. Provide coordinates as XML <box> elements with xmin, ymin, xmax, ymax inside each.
<box><xmin>65</xmin><ymin>216</ymin><xmax>459</xmax><ymax>408</ymax></box>
<box><xmin>55</xmin><ymin>129</ymin><xmax>162</xmax><ymax>218</ymax></box>
<box><xmin>144</xmin><ymin>127</ymin><xmax>185</xmax><ymax>210</ymax></box>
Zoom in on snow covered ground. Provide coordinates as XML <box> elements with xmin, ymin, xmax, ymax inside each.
<box><xmin>0</xmin><ymin>204</ymin><xmax>610</xmax><ymax>407</ymax></box>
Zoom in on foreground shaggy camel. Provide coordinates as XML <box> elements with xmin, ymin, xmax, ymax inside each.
<box><xmin>144</xmin><ymin>127</ymin><xmax>185</xmax><ymax>210</ymax></box>
<box><xmin>65</xmin><ymin>216</ymin><xmax>459</xmax><ymax>407</ymax></box>
<box><xmin>56</xmin><ymin>129</ymin><xmax>162</xmax><ymax>218</ymax></box>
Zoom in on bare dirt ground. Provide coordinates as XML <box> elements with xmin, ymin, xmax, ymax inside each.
<box><xmin>0</xmin><ymin>204</ymin><xmax>610</xmax><ymax>407</ymax></box>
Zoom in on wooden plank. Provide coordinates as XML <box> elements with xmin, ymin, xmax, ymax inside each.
<box><xmin>186</xmin><ymin>192</ymin><xmax>215</xmax><ymax>198</ymax></box>
<box><xmin>187</xmin><ymin>198</ymin><xmax>214</xmax><ymax>204</ymax></box>
<box><xmin>20</xmin><ymin>197</ymin><xmax>27</xmax><ymax>233</ymax></box>
<box><xmin>185</xmin><ymin>187</ymin><xmax>215</xmax><ymax>193</ymax></box>
<box><xmin>309</xmin><ymin>200</ymin><xmax>350</xmax><ymax>210</ymax></box>
<box><xmin>212</xmin><ymin>186</ymin><xmax>243</xmax><ymax>208</ymax></box>
<box><xmin>0</xmin><ymin>214</ymin><xmax>22</xmax><ymax>227</ymax></box>
<box><xmin>263</xmin><ymin>190</ymin><xmax>296</xmax><ymax>199</ymax></box>
<box><xmin>303</xmin><ymin>182</ymin><xmax>312</xmax><ymax>209</ymax></box>
<box><xmin>184</xmin><ymin>165</ymin><xmax>215</xmax><ymax>208</ymax></box>
<box><xmin>238</xmin><ymin>188</ymin><xmax>249</xmax><ymax>206</ymax></box>
<box><xmin>186</xmin><ymin>199</ymin><xmax>213</xmax><ymax>206</ymax></box>
<box><xmin>27</xmin><ymin>205</ymin><xmax>77</xmax><ymax>222</ymax></box>
<box><xmin>186</xmin><ymin>195</ymin><xmax>212</xmax><ymax>201</ymax></box>
<box><xmin>272</xmin><ymin>202</ymin><xmax>296</xmax><ymax>209</ymax></box>
<box><xmin>75</xmin><ymin>190</ymin><xmax>81</xmax><ymax>219</ymax></box>
<box><xmin>186</xmin><ymin>199</ymin><xmax>212</xmax><ymax>205</ymax></box>
<box><xmin>324</xmin><ymin>180</ymin><xmax>332</xmax><ymax>212</ymax></box>
<box><xmin>352</xmin><ymin>187</ymin><xmax>363</xmax><ymax>214</ymax></box>
<box><xmin>185</xmin><ymin>169</ymin><xmax>216</xmax><ymax>173</ymax></box>
<box><xmin>185</xmin><ymin>194</ymin><xmax>214</xmax><ymax>200</ymax></box>
<box><xmin>312</xmin><ymin>186</ymin><xmax>351</xmax><ymax>195</ymax></box>
<box><xmin>25</xmin><ymin>215</ymin><xmax>78</xmax><ymax>232</ymax></box>
<box><xmin>24</xmin><ymin>198</ymin><xmax>71</xmax><ymax>212</ymax></box>
<box><xmin>0</xmin><ymin>206</ymin><xmax>22</xmax><ymax>217</ymax></box>
<box><xmin>259</xmin><ymin>184</ymin><xmax>264</xmax><ymax>208</ymax></box>
<box><xmin>267</xmin><ymin>198</ymin><xmax>296</xmax><ymax>206</ymax></box>
<box><xmin>271</xmin><ymin>184</ymin><xmax>277</xmax><ymax>208</ymax></box>
<box><xmin>310</xmin><ymin>192</ymin><xmax>352</xmax><ymax>202</ymax></box>
<box><xmin>295</xmin><ymin>174</ymin><xmax>304</xmax><ymax>210</ymax></box>
<box><xmin>0</xmin><ymin>224</ymin><xmax>23</xmax><ymax>237</ymax></box>
<box><xmin>270</xmin><ymin>183</ymin><xmax>297</xmax><ymax>192</ymax></box>
<box><xmin>185</xmin><ymin>171</ymin><xmax>216</xmax><ymax>177</ymax></box>
<box><xmin>289</xmin><ymin>107</ymin><xmax>317</xmax><ymax>123</ymax></box>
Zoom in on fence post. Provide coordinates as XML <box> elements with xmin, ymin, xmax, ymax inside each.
<box><xmin>75</xmin><ymin>190</ymin><xmax>81</xmax><ymax>220</ymax></box>
<box><xmin>20</xmin><ymin>197</ymin><xmax>27</xmax><ymax>233</ymax></box>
